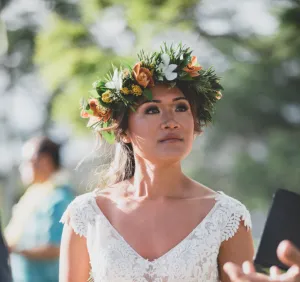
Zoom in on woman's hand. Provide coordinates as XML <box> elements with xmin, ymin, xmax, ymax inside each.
<box><xmin>223</xmin><ymin>240</ymin><xmax>300</xmax><ymax>282</ymax></box>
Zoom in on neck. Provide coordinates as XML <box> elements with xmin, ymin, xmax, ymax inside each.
<box><xmin>33</xmin><ymin>169</ymin><xmax>57</xmax><ymax>184</ymax></box>
<box><xmin>129</xmin><ymin>158</ymin><xmax>189</xmax><ymax>199</ymax></box>
<box><xmin>33</xmin><ymin>175</ymin><xmax>51</xmax><ymax>184</ymax></box>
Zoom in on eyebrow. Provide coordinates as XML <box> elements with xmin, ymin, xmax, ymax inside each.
<box><xmin>141</xmin><ymin>97</ymin><xmax>188</xmax><ymax>105</ymax></box>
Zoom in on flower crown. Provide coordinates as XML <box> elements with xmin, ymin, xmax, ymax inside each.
<box><xmin>81</xmin><ymin>43</ymin><xmax>223</xmax><ymax>143</ymax></box>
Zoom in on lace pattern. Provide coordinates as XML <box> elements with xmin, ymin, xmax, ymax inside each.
<box><xmin>60</xmin><ymin>193</ymin><xmax>98</xmax><ymax>237</ymax></box>
<box><xmin>61</xmin><ymin>191</ymin><xmax>252</xmax><ymax>282</ymax></box>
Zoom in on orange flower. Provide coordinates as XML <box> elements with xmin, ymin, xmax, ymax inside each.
<box><xmin>80</xmin><ymin>109</ymin><xmax>90</xmax><ymax>118</ymax></box>
<box><xmin>81</xmin><ymin>99</ymin><xmax>112</xmax><ymax>125</ymax></box>
<box><xmin>183</xmin><ymin>56</ymin><xmax>202</xmax><ymax>77</ymax></box>
<box><xmin>132</xmin><ymin>62</ymin><xmax>154</xmax><ymax>88</ymax></box>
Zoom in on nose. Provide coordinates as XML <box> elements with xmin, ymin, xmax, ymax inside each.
<box><xmin>161</xmin><ymin>111</ymin><xmax>180</xmax><ymax>130</ymax></box>
<box><xmin>161</xmin><ymin>120</ymin><xmax>180</xmax><ymax>129</ymax></box>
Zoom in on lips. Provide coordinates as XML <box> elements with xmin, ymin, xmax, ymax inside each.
<box><xmin>159</xmin><ymin>134</ymin><xmax>183</xmax><ymax>143</ymax></box>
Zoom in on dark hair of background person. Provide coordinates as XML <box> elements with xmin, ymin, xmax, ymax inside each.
<box><xmin>36</xmin><ymin>137</ymin><xmax>61</xmax><ymax>170</ymax></box>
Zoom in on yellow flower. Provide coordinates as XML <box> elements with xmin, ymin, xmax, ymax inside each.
<box><xmin>121</xmin><ymin>87</ymin><xmax>130</xmax><ymax>95</ymax></box>
<box><xmin>216</xmin><ymin>91</ymin><xmax>222</xmax><ymax>100</ymax></box>
<box><xmin>122</xmin><ymin>69</ymin><xmax>130</xmax><ymax>78</ymax></box>
<box><xmin>131</xmin><ymin>85</ymin><xmax>143</xmax><ymax>96</ymax></box>
<box><xmin>102</xmin><ymin>90</ymin><xmax>112</xmax><ymax>103</ymax></box>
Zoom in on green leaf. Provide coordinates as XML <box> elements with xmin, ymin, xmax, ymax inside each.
<box><xmin>99</xmin><ymin>122</ymin><xmax>116</xmax><ymax>144</ymax></box>
<box><xmin>143</xmin><ymin>88</ymin><xmax>153</xmax><ymax>100</ymax></box>
<box><xmin>130</xmin><ymin>105</ymin><xmax>137</xmax><ymax>112</ymax></box>
<box><xmin>181</xmin><ymin>55</ymin><xmax>191</xmax><ymax>67</ymax></box>
<box><xmin>179</xmin><ymin>72</ymin><xmax>193</xmax><ymax>80</ymax></box>
<box><xmin>101</xmin><ymin>130</ymin><xmax>115</xmax><ymax>144</ymax></box>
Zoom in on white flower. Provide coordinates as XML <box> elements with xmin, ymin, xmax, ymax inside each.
<box><xmin>105</xmin><ymin>69</ymin><xmax>123</xmax><ymax>91</ymax></box>
<box><xmin>158</xmin><ymin>53</ymin><xmax>178</xmax><ymax>81</ymax></box>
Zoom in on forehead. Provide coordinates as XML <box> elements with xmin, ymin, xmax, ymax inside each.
<box><xmin>150</xmin><ymin>85</ymin><xmax>185</xmax><ymax>101</ymax></box>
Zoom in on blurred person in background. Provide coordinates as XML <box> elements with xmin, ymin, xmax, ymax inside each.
<box><xmin>224</xmin><ymin>240</ymin><xmax>300</xmax><ymax>282</ymax></box>
<box><xmin>4</xmin><ymin>136</ymin><xmax>74</xmax><ymax>282</ymax></box>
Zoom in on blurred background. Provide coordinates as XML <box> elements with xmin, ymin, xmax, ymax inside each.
<box><xmin>0</xmin><ymin>0</ymin><xmax>299</xmax><ymax>247</ymax></box>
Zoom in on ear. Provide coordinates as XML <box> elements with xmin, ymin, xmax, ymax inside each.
<box><xmin>194</xmin><ymin>129</ymin><xmax>203</xmax><ymax>140</ymax></box>
<box><xmin>121</xmin><ymin>133</ymin><xmax>131</xmax><ymax>144</ymax></box>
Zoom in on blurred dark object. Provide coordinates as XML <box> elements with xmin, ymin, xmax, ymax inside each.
<box><xmin>0</xmin><ymin>218</ymin><xmax>12</xmax><ymax>282</ymax></box>
<box><xmin>254</xmin><ymin>189</ymin><xmax>300</xmax><ymax>271</ymax></box>
<box><xmin>281</xmin><ymin>0</ymin><xmax>300</xmax><ymax>28</ymax></box>
<box><xmin>0</xmin><ymin>0</ymin><xmax>10</xmax><ymax>11</ymax></box>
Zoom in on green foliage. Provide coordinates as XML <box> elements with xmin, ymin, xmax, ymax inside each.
<box><xmin>143</xmin><ymin>88</ymin><xmax>152</xmax><ymax>100</ymax></box>
<box><xmin>206</xmin><ymin>2</ymin><xmax>300</xmax><ymax>204</ymax></box>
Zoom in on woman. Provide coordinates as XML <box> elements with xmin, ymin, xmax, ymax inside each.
<box><xmin>60</xmin><ymin>44</ymin><xmax>254</xmax><ymax>282</ymax></box>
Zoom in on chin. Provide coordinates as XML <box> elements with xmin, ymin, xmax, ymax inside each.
<box><xmin>155</xmin><ymin>149</ymin><xmax>190</xmax><ymax>163</ymax></box>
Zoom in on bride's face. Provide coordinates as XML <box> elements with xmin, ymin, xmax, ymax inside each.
<box><xmin>126</xmin><ymin>84</ymin><xmax>196</xmax><ymax>164</ymax></box>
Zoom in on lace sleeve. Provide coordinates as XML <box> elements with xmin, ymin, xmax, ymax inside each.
<box><xmin>60</xmin><ymin>193</ymin><xmax>96</xmax><ymax>238</ymax></box>
<box><xmin>220</xmin><ymin>195</ymin><xmax>252</xmax><ymax>242</ymax></box>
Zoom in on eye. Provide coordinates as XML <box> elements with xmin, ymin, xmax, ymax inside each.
<box><xmin>145</xmin><ymin>105</ymin><xmax>160</xmax><ymax>114</ymax></box>
<box><xmin>176</xmin><ymin>103</ymin><xmax>189</xmax><ymax>112</ymax></box>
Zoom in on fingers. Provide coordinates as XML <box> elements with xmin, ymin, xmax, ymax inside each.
<box><xmin>224</xmin><ymin>262</ymin><xmax>269</xmax><ymax>282</ymax></box>
<box><xmin>224</xmin><ymin>262</ymin><xmax>245</xmax><ymax>280</ymax></box>
<box><xmin>243</xmin><ymin>261</ymin><xmax>256</xmax><ymax>274</ymax></box>
<box><xmin>223</xmin><ymin>256</ymin><xmax>300</xmax><ymax>282</ymax></box>
<box><xmin>279</xmin><ymin>265</ymin><xmax>300</xmax><ymax>282</ymax></box>
<box><xmin>277</xmin><ymin>241</ymin><xmax>300</xmax><ymax>268</ymax></box>
<box><xmin>269</xmin><ymin>266</ymin><xmax>281</xmax><ymax>279</ymax></box>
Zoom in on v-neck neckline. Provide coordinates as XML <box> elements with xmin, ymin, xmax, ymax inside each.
<box><xmin>90</xmin><ymin>191</ymin><xmax>224</xmax><ymax>264</ymax></box>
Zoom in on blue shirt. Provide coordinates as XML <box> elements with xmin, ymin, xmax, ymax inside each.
<box><xmin>10</xmin><ymin>185</ymin><xmax>74</xmax><ymax>282</ymax></box>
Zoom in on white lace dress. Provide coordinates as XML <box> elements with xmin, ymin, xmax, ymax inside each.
<box><xmin>60</xmin><ymin>191</ymin><xmax>252</xmax><ymax>282</ymax></box>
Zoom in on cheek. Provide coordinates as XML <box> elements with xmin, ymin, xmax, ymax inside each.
<box><xmin>127</xmin><ymin>113</ymin><xmax>181</xmax><ymax>162</ymax></box>
<box><xmin>127</xmin><ymin>115</ymin><xmax>158</xmax><ymax>154</ymax></box>
<box><xmin>128</xmin><ymin>113</ymin><xmax>157</xmax><ymax>138</ymax></box>
<box><xmin>181</xmin><ymin>112</ymin><xmax>196</xmax><ymax>133</ymax></box>
<box><xmin>180</xmin><ymin>113</ymin><xmax>196</xmax><ymax>151</ymax></box>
